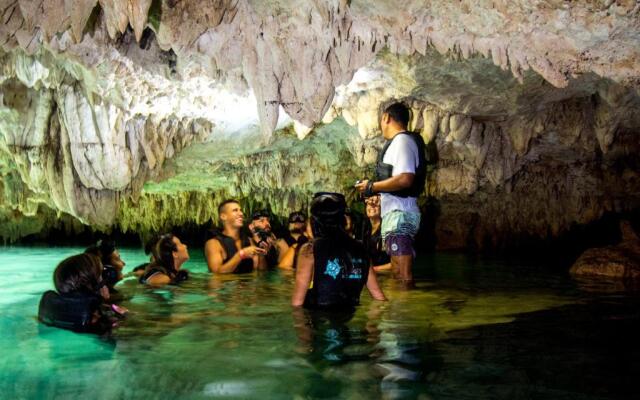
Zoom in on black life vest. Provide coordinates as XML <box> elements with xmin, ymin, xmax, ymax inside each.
<box><xmin>139</xmin><ymin>266</ymin><xmax>166</xmax><ymax>284</ymax></box>
<box><xmin>375</xmin><ymin>131</ymin><xmax>427</xmax><ymax>198</ymax></box>
<box><xmin>139</xmin><ymin>265</ymin><xmax>188</xmax><ymax>284</ymax></box>
<box><xmin>283</xmin><ymin>233</ymin><xmax>297</xmax><ymax>247</ymax></box>
<box><xmin>304</xmin><ymin>235</ymin><xmax>370</xmax><ymax>310</ymax></box>
<box><xmin>205</xmin><ymin>230</ymin><xmax>254</xmax><ymax>274</ymax></box>
<box><xmin>38</xmin><ymin>290</ymin><xmax>101</xmax><ymax>332</ymax></box>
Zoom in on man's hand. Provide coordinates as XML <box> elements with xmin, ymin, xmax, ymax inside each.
<box><xmin>355</xmin><ymin>179</ymin><xmax>369</xmax><ymax>193</ymax></box>
<box><xmin>252</xmin><ymin>232</ymin><xmax>275</xmax><ymax>251</ymax></box>
<box><xmin>241</xmin><ymin>245</ymin><xmax>267</xmax><ymax>257</ymax></box>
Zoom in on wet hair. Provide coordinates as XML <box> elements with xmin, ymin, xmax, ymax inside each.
<box><xmin>251</xmin><ymin>209</ymin><xmax>271</xmax><ymax>221</ymax></box>
<box><xmin>310</xmin><ymin>192</ymin><xmax>348</xmax><ymax>239</ymax></box>
<box><xmin>85</xmin><ymin>239</ymin><xmax>116</xmax><ymax>266</ymax></box>
<box><xmin>151</xmin><ymin>234</ymin><xmax>178</xmax><ymax>276</ymax></box>
<box><xmin>218</xmin><ymin>199</ymin><xmax>240</xmax><ymax>216</ymax></box>
<box><xmin>384</xmin><ymin>102</ymin><xmax>410</xmax><ymax>127</ymax></box>
<box><xmin>54</xmin><ymin>254</ymin><xmax>103</xmax><ymax>295</ymax></box>
<box><xmin>144</xmin><ymin>234</ymin><xmax>160</xmax><ymax>255</ymax></box>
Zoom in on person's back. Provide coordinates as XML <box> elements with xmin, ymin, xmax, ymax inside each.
<box><xmin>304</xmin><ymin>233</ymin><xmax>370</xmax><ymax>310</ymax></box>
<box><xmin>292</xmin><ymin>192</ymin><xmax>386</xmax><ymax>310</ymax></box>
<box><xmin>38</xmin><ymin>253</ymin><xmax>116</xmax><ymax>333</ymax></box>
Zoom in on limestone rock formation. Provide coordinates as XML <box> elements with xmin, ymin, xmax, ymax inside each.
<box><xmin>0</xmin><ymin>1</ymin><xmax>639</xmax><ymax>248</ymax></box>
<box><xmin>570</xmin><ymin>221</ymin><xmax>640</xmax><ymax>280</ymax></box>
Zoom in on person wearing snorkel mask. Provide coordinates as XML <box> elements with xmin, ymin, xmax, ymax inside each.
<box><xmin>248</xmin><ymin>209</ymin><xmax>280</xmax><ymax>269</ymax></box>
<box><xmin>291</xmin><ymin>192</ymin><xmax>387</xmax><ymax>310</ymax></box>
<box><xmin>85</xmin><ymin>239</ymin><xmax>125</xmax><ymax>295</ymax></box>
<box><xmin>276</xmin><ymin>211</ymin><xmax>310</xmax><ymax>270</ymax></box>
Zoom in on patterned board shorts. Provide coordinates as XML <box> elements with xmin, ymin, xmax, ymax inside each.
<box><xmin>381</xmin><ymin>210</ymin><xmax>421</xmax><ymax>257</ymax></box>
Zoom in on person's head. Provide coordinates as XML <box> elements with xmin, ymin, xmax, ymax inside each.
<box><xmin>288</xmin><ymin>211</ymin><xmax>307</xmax><ymax>234</ymax></box>
<box><xmin>153</xmin><ymin>234</ymin><xmax>190</xmax><ymax>273</ymax></box>
<box><xmin>365</xmin><ymin>194</ymin><xmax>381</xmax><ymax>220</ymax></box>
<box><xmin>85</xmin><ymin>239</ymin><xmax>125</xmax><ymax>286</ymax></box>
<box><xmin>218</xmin><ymin>199</ymin><xmax>244</xmax><ymax>230</ymax></box>
<box><xmin>380</xmin><ymin>102</ymin><xmax>410</xmax><ymax>139</ymax></box>
<box><xmin>310</xmin><ymin>192</ymin><xmax>347</xmax><ymax>239</ymax></box>
<box><xmin>250</xmin><ymin>209</ymin><xmax>272</xmax><ymax>233</ymax></box>
<box><xmin>54</xmin><ymin>253</ymin><xmax>103</xmax><ymax>296</ymax></box>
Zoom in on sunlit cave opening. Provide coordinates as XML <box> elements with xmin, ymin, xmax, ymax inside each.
<box><xmin>1</xmin><ymin>1</ymin><xmax>640</xmax><ymax>399</ymax></box>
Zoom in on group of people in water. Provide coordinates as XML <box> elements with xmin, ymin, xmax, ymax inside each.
<box><xmin>38</xmin><ymin>101</ymin><xmax>427</xmax><ymax>334</ymax></box>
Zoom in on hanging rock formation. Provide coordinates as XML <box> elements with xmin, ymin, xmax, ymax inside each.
<box><xmin>0</xmin><ymin>0</ymin><xmax>639</xmax><ymax>248</ymax></box>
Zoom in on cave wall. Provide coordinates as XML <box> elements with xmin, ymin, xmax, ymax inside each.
<box><xmin>1</xmin><ymin>1</ymin><xmax>639</xmax><ymax>249</ymax></box>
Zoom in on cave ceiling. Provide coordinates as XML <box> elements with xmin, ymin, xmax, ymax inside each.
<box><xmin>0</xmin><ymin>0</ymin><xmax>639</xmax><ymax>245</ymax></box>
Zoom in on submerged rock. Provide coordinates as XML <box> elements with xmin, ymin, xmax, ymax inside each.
<box><xmin>570</xmin><ymin>222</ymin><xmax>640</xmax><ymax>280</ymax></box>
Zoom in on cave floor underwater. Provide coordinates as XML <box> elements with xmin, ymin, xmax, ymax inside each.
<box><xmin>0</xmin><ymin>246</ymin><xmax>638</xmax><ymax>399</ymax></box>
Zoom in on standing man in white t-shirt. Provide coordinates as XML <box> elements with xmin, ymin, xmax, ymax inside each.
<box><xmin>355</xmin><ymin>102</ymin><xmax>426</xmax><ymax>285</ymax></box>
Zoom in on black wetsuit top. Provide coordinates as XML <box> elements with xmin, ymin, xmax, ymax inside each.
<box><xmin>304</xmin><ymin>235</ymin><xmax>369</xmax><ymax>310</ymax></box>
<box><xmin>139</xmin><ymin>265</ymin><xmax>188</xmax><ymax>284</ymax></box>
<box><xmin>205</xmin><ymin>230</ymin><xmax>254</xmax><ymax>274</ymax></box>
<box><xmin>139</xmin><ymin>267</ymin><xmax>167</xmax><ymax>284</ymax></box>
<box><xmin>364</xmin><ymin>226</ymin><xmax>390</xmax><ymax>266</ymax></box>
<box><xmin>38</xmin><ymin>291</ymin><xmax>103</xmax><ymax>333</ymax></box>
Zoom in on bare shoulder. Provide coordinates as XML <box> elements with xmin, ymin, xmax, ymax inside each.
<box><xmin>299</xmin><ymin>242</ymin><xmax>314</xmax><ymax>258</ymax></box>
<box><xmin>205</xmin><ymin>238</ymin><xmax>223</xmax><ymax>251</ymax></box>
<box><xmin>147</xmin><ymin>273</ymin><xmax>171</xmax><ymax>286</ymax></box>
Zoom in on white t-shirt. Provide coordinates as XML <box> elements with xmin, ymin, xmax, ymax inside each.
<box><xmin>380</xmin><ymin>133</ymin><xmax>421</xmax><ymax>217</ymax></box>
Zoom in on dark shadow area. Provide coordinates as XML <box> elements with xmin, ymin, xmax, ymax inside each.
<box><xmin>429</xmin><ymin>298</ymin><xmax>640</xmax><ymax>399</ymax></box>
<box><xmin>497</xmin><ymin>209</ymin><xmax>640</xmax><ymax>269</ymax></box>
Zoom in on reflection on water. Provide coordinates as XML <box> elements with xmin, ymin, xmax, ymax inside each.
<box><xmin>1</xmin><ymin>247</ymin><xmax>639</xmax><ymax>399</ymax></box>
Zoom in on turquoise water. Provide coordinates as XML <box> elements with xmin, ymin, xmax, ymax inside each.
<box><xmin>1</xmin><ymin>247</ymin><xmax>639</xmax><ymax>399</ymax></box>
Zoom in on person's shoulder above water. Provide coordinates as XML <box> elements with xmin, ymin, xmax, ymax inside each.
<box><xmin>389</xmin><ymin>133</ymin><xmax>419</xmax><ymax>153</ymax></box>
<box><xmin>298</xmin><ymin>241</ymin><xmax>314</xmax><ymax>259</ymax></box>
<box><xmin>384</xmin><ymin>133</ymin><xmax>419</xmax><ymax>170</ymax></box>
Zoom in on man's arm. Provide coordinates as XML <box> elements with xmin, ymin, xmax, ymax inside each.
<box><xmin>355</xmin><ymin>173</ymin><xmax>414</xmax><ymax>194</ymax></box>
<box><xmin>276</xmin><ymin>239</ymin><xmax>290</xmax><ymax>263</ymax></box>
<box><xmin>278</xmin><ymin>243</ymin><xmax>298</xmax><ymax>270</ymax></box>
<box><xmin>204</xmin><ymin>239</ymin><xmax>242</xmax><ymax>274</ymax></box>
<box><xmin>291</xmin><ymin>243</ymin><xmax>314</xmax><ymax>306</ymax></box>
<box><xmin>356</xmin><ymin>134</ymin><xmax>418</xmax><ymax>194</ymax></box>
<box><xmin>373</xmin><ymin>262</ymin><xmax>392</xmax><ymax>273</ymax></box>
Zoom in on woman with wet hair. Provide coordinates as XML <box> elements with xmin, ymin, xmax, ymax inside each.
<box><xmin>292</xmin><ymin>192</ymin><xmax>387</xmax><ymax>310</ymax></box>
<box><xmin>140</xmin><ymin>234</ymin><xmax>190</xmax><ymax>286</ymax></box>
<box><xmin>131</xmin><ymin>234</ymin><xmax>160</xmax><ymax>279</ymax></box>
<box><xmin>38</xmin><ymin>253</ymin><xmax>120</xmax><ymax>333</ymax></box>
